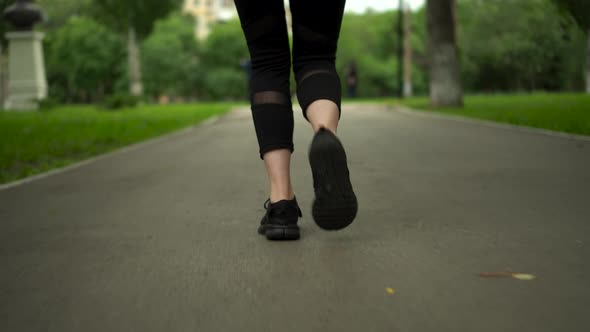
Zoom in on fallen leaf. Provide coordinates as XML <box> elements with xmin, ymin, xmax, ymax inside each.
<box><xmin>512</xmin><ymin>273</ymin><xmax>535</xmax><ymax>280</ymax></box>
<box><xmin>479</xmin><ymin>272</ymin><xmax>536</xmax><ymax>281</ymax></box>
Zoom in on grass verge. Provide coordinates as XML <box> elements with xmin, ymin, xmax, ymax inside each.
<box><xmin>389</xmin><ymin>93</ymin><xmax>590</xmax><ymax>136</ymax></box>
<box><xmin>0</xmin><ymin>103</ymin><xmax>238</xmax><ymax>185</ymax></box>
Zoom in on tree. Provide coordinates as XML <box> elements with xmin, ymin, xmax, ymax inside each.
<box><xmin>426</xmin><ymin>0</ymin><xmax>463</xmax><ymax>106</ymax></box>
<box><xmin>457</xmin><ymin>0</ymin><xmax>585</xmax><ymax>92</ymax></box>
<box><xmin>142</xmin><ymin>12</ymin><xmax>200</xmax><ymax>99</ymax></box>
<box><xmin>199</xmin><ymin>19</ymin><xmax>249</xmax><ymax>100</ymax></box>
<box><xmin>44</xmin><ymin>16</ymin><xmax>124</xmax><ymax>103</ymax></box>
<box><xmin>91</xmin><ymin>0</ymin><xmax>180</xmax><ymax>97</ymax></box>
<box><xmin>552</xmin><ymin>0</ymin><xmax>590</xmax><ymax>93</ymax></box>
<box><xmin>338</xmin><ymin>11</ymin><xmax>406</xmax><ymax>97</ymax></box>
<box><xmin>36</xmin><ymin>0</ymin><xmax>90</xmax><ymax>29</ymax></box>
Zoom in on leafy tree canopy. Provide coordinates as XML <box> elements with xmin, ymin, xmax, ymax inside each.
<box><xmin>36</xmin><ymin>0</ymin><xmax>91</xmax><ymax>29</ymax></box>
<box><xmin>45</xmin><ymin>15</ymin><xmax>124</xmax><ymax>102</ymax></box>
<box><xmin>91</xmin><ymin>0</ymin><xmax>181</xmax><ymax>38</ymax></box>
<box><xmin>552</xmin><ymin>0</ymin><xmax>590</xmax><ymax>29</ymax></box>
<box><xmin>142</xmin><ymin>12</ymin><xmax>199</xmax><ymax>97</ymax></box>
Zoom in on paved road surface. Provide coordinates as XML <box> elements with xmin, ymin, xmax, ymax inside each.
<box><xmin>1</xmin><ymin>104</ymin><xmax>589</xmax><ymax>331</ymax></box>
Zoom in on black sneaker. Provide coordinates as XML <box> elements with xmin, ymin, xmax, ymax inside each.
<box><xmin>309</xmin><ymin>128</ymin><xmax>358</xmax><ymax>230</ymax></box>
<box><xmin>258</xmin><ymin>198</ymin><xmax>302</xmax><ymax>240</ymax></box>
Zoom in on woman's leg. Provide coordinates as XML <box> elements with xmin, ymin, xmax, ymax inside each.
<box><xmin>290</xmin><ymin>0</ymin><xmax>358</xmax><ymax>230</ymax></box>
<box><xmin>306</xmin><ymin>100</ymin><xmax>339</xmax><ymax>134</ymax></box>
<box><xmin>234</xmin><ymin>0</ymin><xmax>295</xmax><ymax>203</ymax></box>
<box><xmin>263</xmin><ymin>149</ymin><xmax>294</xmax><ymax>203</ymax></box>
<box><xmin>290</xmin><ymin>0</ymin><xmax>346</xmax><ymax>133</ymax></box>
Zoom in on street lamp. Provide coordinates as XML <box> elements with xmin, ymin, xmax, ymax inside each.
<box><xmin>3</xmin><ymin>0</ymin><xmax>44</xmax><ymax>30</ymax></box>
<box><xmin>397</xmin><ymin>0</ymin><xmax>403</xmax><ymax>98</ymax></box>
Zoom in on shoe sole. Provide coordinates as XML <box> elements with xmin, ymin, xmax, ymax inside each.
<box><xmin>263</xmin><ymin>225</ymin><xmax>300</xmax><ymax>240</ymax></box>
<box><xmin>309</xmin><ymin>128</ymin><xmax>358</xmax><ymax>230</ymax></box>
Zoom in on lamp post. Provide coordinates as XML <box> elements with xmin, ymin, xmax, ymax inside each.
<box><xmin>403</xmin><ymin>1</ymin><xmax>413</xmax><ymax>97</ymax></box>
<box><xmin>397</xmin><ymin>0</ymin><xmax>403</xmax><ymax>98</ymax></box>
<box><xmin>3</xmin><ymin>0</ymin><xmax>47</xmax><ymax>110</ymax></box>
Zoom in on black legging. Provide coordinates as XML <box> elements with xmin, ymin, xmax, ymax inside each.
<box><xmin>234</xmin><ymin>0</ymin><xmax>346</xmax><ymax>158</ymax></box>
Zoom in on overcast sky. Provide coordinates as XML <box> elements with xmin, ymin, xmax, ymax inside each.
<box><xmin>345</xmin><ymin>0</ymin><xmax>425</xmax><ymax>12</ymax></box>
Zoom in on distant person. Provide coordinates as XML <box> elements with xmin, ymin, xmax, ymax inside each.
<box><xmin>234</xmin><ymin>0</ymin><xmax>357</xmax><ymax>240</ymax></box>
<box><xmin>345</xmin><ymin>61</ymin><xmax>358</xmax><ymax>98</ymax></box>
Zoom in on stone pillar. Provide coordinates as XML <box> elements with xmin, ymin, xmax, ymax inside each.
<box><xmin>4</xmin><ymin>31</ymin><xmax>47</xmax><ymax>110</ymax></box>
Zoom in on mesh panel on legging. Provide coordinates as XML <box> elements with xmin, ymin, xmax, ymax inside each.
<box><xmin>234</xmin><ymin>0</ymin><xmax>346</xmax><ymax>157</ymax></box>
<box><xmin>234</xmin><ymin>0</ymin><xmax>294</xmax><ymax>159</ymax></box>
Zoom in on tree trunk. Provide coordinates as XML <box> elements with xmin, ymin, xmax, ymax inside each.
<box><xmin>0</xmin><ymin>48</ymin><xmax>6</xmax><ymax>109</ymax></box>
<box><xmin>586</xmin><ymin>29</ymin><xmax>590</xmax><ymax>94</ymax></box>
<box><xmin>128</xmin><ymin>26</ymin><xmax>143</xmax><ymax>97</ymax></box>
<box><xmin>426</xmin><ymin>0</ymin><xmax>463</xmax><ymax>107</ymax></box>
<box><xmin>403</xmin><ymin>2</ymin><xmax>413</xmax><ymax>97</ymax></box>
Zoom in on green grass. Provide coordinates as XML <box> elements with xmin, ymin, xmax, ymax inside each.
<box><xmin>0</xmin><ymin>103</ymin><xmax>239</xmax><ymax>184</ymax></box>
<box><xmin>3</xmin><ymin>94</ymin><xmax>588</xmax><ymax>185</ymax></box>
<box><xmin>388</xmin><ymin>93</ymin><xmax>590</xmax><ymax>136</ymax></box>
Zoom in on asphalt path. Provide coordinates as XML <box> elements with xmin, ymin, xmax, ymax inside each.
<box><xmin>1</xmin><ymin>104</ymin><xmax>589</xmax><ymax>331</ymax></box>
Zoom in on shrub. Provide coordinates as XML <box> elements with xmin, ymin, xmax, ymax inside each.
<box><xmin>37</xmin><ymin>97</ymin><xmax>60</xmax><ymax>111</ymax></box>
<box><xmin>101</xmin><ymin>93</ymin><xmax>140</xmax><ymax>110</ymax></box>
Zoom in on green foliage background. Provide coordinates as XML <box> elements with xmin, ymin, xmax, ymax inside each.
<box><xmin>458</xmin><ymin>0</ymin><xmax>587</xmax><ymax>92</ymax></box>
<box><xmin>2</xmin><ymin>0</ymin><xmax>588</xmax><ymax>103</ymax></box>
